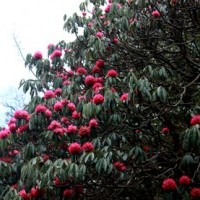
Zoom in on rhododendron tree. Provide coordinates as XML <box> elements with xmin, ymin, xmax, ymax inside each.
<box><xmin>0</xmin><ymin>0</ymin><xmax>200</xmax><ymax>199</ymax></box>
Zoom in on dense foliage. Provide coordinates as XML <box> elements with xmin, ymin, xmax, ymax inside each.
<box><xmin>0</xmin><ymin>0</ymin><xmax>200</xmax><ymax>199</ymax></box>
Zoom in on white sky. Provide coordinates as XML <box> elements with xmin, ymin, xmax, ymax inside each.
<box><xmin>0</xmin><ymin>0</ymin><xmax>83</xmax><ymax>126</ymax></box>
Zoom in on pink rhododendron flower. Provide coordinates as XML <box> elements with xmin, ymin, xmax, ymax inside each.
<box><xmin>8</xmin><ymin>117</ymin><xmax>16</xmax><ymax>125</ymax></box>
<box><xmin>0</xmin><ymin>157</ymin><xmax>12</xmax><ymax>163</ymax></box>
<box><xmin>105</xmin><ymin>3</ymin><xmax>112</xmax><ymax>13</ymax></box>
<box><xmin>113</xmin><ymin>37</ymin><xmax>118</xmax><ymax>44</ymax></box>
<box><xmin>68</xmin><ymin>142</ymin><xmax>82</xmax><ymax>154</ymax></box>
<box><xmin>82</xmin><ymin>142</ymin><xmax>94</xmax><ymax>152</ymax></box>
<box><xmin>9</xmin><ymin>123</ymin><xmax>17</xmax><ymax>132</ymax></box>
<box><xmin>44</xmin><ymin>90</ymin><xmax>56</xmax><ymax>99</ymax></box>
<box><xmin>54</xmin><ymin>88</ymin><xmax>62</xmax><ymax>95</ymax></box>
<box><xmin>63</xmin><ymin>189</ymin><xmax>74</xmax><ymax>198</ymax></box>
<box><xmin>84</xmin><ymin>75</ymin><xmax>95</xmax><ymax>86</ymax></box>
<box><xmin>48</xmin><ymin>120</ymin><xmax>61</xmax><ymax>130</ymax></box>
<box><xmin>67</xmin><ymin>124</ymin><xmax>78</xmax><ymax>134</ymax></box>
<box><xmin>95</xmin><ymin>59</ymin><xmax>105</xmax><ymax>68</ymax></box>
<box><xmin>35</xmin><ymin>104</ymin><xmax>47</xmax><ymax>113</ymax></box>
<box><xmin>92</xmin><ymin>65</ymin><xmax>102</xmax><ymax>74</ymax></box>
<box><xmin>190</xmin><ymin>115</ymin><xmax>200</xmax><ymax>125</ymax></box>
<box><xmin>30</xmin><ymin>187</ymin><xmax>39</xmax><ymax>198</ymax></box>
<box><xmin>16</xmin><ymin>124</ymin><xmax>29</xmax><ymax>133</ymax></box>
<box><xmin>96</xmin><ymin>31</ymin><xmax>104</xmax><ymax>38</ymax></box>
<box><xmin>61</xmin><ymin>117</ymin><xmax>70</xmax><ymax>125</ymax></box>
<box><xmin>72</xmin><ymin>111</ymin><xmax>81</xmax><ymax>119</ymax></box>
<box><xmin>120</xmin><ymin>93</ymin><xmax>129</xmax><ymax>101</ymax></box>
<box><xmin>114</xmin><ymin>161</ymin><xmax>127</xmax><ymax>171</ymax></box>
<box><xmin>162</xmin><ymin>178</ymin><xmax>177</xmax><ymax>191</ymax></box>
<box><xmin>88</xmin><ymin>22</ymin><xmax>93</xmax><ymax>27</ymax></box>
<box><xmin>33</xmin><ymin>51</ymin><xmax>43</xmax><ymax>60</ymax></box>
<box><xmin>63</xmin><ymin>80</ymin><xmax>71</xmax><ymax>86</ymax></box>
<box><xmin>18</xmin><ymin>189</ymin><xmax>30</xmax><ymax>200</ymax></box>
<box><xmin>53</xmin><ymin>127</ymin><xmax>65</xmax><ymax>135</ymax></box>
<box><xmin>89</xmin><ymin>118</ymin><xmax>98</xmax><ymax>127</ymax></box>
<box><xmin>50</xmin><ymin>49</ymin><xmax>62</xmax><ymax>60</ymax></box>
<box><xmin>162</xmin><ymin>127</ymin><xmax>169</xmax><ymax>134</ymax></box>
<box><xmin>54</xmin><ymin>101</ymin><xmax>63</xmax><ymax>111</ymax></box>
<box><xmin>0</xmin><ymin>129</ymin><xmax>10</xmax><ymax>139</ymax></box>
<box><xmin>179</xmin><ymin>175</ymin><xmax>191</xmax><ymax>186</ymax></box>
<box><xmin>78</xmin><ymin>126</ymin><xmax>91</xmax><ymax>137</ymax></box>
<box><xmin>76</xmin><ymin>67</ymin><xmax>87</xmax><ymax>75</ymax></box>
<box><xmin>61</xmin><ymin>99</ymin><xmax>69</xmax><ymax>106</ymax></box>
<box><xmin>93</xmin><ymin>94</ymin><xmax>104</xmax><ymax>104</ymax></box>
<box><xmin>82</xmin><ymin>12</ymin><xmax>87</xmax><ymax>16</ymax></box>
<box><xmin>92</xmin><ymin>82</ymin><xmax>103</xmax><ymax>93</ymax></box>
<box><xmin>67</xmin><ymin>102</ymin><xmax>76</xmax><ymax>111</ymax></box>
<box><xmin>152</xmin><ymin>10</ymin><xmax>161</xmax><ymax>17</ymax></box>
<box><xmin>94</xmin><ymin>77</ymin><xmax>104</xmax><ymax>84</ymax></box>
<box><xmin>14</xmin><ymin>110</ymin><xmax>29</xmax><ymax>120</ymax></box>
<box><xmin>45</xmin><ymin>109</ymin><xmax>52</xmax><ymax>118</ymax></box>
<box><xmin>191</xmin><ymin>187</ymin><xmax>200</xmax><ymax>199</ymax></box>
<box><xmin>107</xmin><ymin>69</ymin><xmax>118</xmax><ymax>77</ymax></box>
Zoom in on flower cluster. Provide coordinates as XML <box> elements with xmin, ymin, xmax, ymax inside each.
<box><xmin>113</xmin><ymin>162</ymin><xmax>127</xmax><ymax>172</ymax></box>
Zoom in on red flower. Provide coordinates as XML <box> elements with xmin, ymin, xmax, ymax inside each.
<box><xmin>67</xmin><ymin>102</ymin><xmax>76</xmax><ymax>111</ymax></box>
<box><xmin>44</xmin><ymin>90</ymin><xmax>56</xmax><ymax>99</ymax></box>
<box><xmin>162</xmin><ymin>127</ymin><xmax>169</xmax><ymax>133</ymax></box>
<box><xmin>162</xmin><ymin>178</ymin><xmax>177</xmax><ymax>191</ymax></box>
<box><xmin>67</xmin><ymin>125</ymin><xmax>78</xmax><ymax>134</ymax></box>
<box><xmin>63</xmin><ymin>189</ymin><xmax>74</xmax><ymax>198</ymax></box>
<box><xmin>89</xmin><ymin>118</ymin><xmax>98</xmax><ymax>127</ymax></box>
<box><xmin>33</xmin><ymin>51</ymin><xmax>43</xmax><ymax>60</ymax></box>
<box><xmin>14</xmin><ymin>110</ymin><xmax>29</xmax><ymax>120</ymax></box>
<box><xmin>0</xmin><ymin>129</ymin><xmax>10</xmax><ymax>139</ymax></box>
<box><xmin>82</xmin><ymin>142</ymin><xmax>94</xmax><ymax>152</ymax></box>
<box><xmin>84</xmin><ymin>75</ymin><xmax>95</xmax><ymax>86</ymax></box>
<box><xmin>18</xmin><ymin>189</ymin><xmax>30</xmax><ymax>200</ymax></box>
<box><xmin>68</xmin><ymin>142</ymin><xmax>82</xmax><ymax>154</ymax></box>
<box><xmin>77</xmin><ymin>67</ymin><xmax>87</xmax><ymax>75</ymax></box>
<box><xmin>54</xmin><ymin>101</ymin><xmax>63</xmax><ymax>111</ymax></box>
<box><xmin>107</xmin><ymin>69</ymin><xmax>118</xmax><ymax>77</ymax></box>
<box><xmin>78</xmin><ymin>126</ymin><xmax>91</xmax><ymax>137</ymax></box>
<box><xmin>54</xmin><ymin>88</ymin><xmax>62</xmax><ymax>95</ymax></box>
<box><xmin>82</xmin><ymin>12</ymin><xmax>87</xmax><ymax>16</ymax></box>
<box><xmin>16</xmin><ymin>124</ymin><xmax>29</xmax><ymax>133</ymax></box>
<box><xmin>54</xmin><ymin>177</ymin><xmax>61</xmax><ymax>186</ymax></box>
<box><xmin>92</xmin><ymin>65</ymin><xmax>102</xmax><ymax>74</ymax></box>
<box><xmin>113</xmin><ymin>37</ymin><xmax>118</xmax><ymax>44</ymax></box>
<box><xmin>152</xmin><ymin>10</ymin><xmax>161</xmax><ymax>17</ymax></box>
<box><xmin>105</xmin><ymin>3</ymin><xmax>112</xmax><ymax>13</ymax></box>
<box><xmin>35</xmin><ymin>104</ymin><xmax>47</xmax><ymax>113</ymax></box>
<box><xmin>61</xmin><ymin>117</ymin><xmax>70</xmax><ymax>125</ymax></box>
<box><xmin>190</xmin><ymin>115</ymin><xmax>200</xmax><ymax>125</ymax></box>
<box><xmin>72</xmin><ymin>111</ymin><xmax>81</xmax><ymax>119</ymax></box>
<box><xmin>120</xmin><ymin>93</ymin><xmax>129</xmax><ymax>101</ymax></box>
<box><xmin>50</xmin><ymin>49</ymin><xmax>62</xmax><ymax>60</ymax></box>
<box><xmin>96</xmin><ymin>31</ymin><xmax>104</xmax><ymax>38</ymax></box>
<box><xmin>93</xmin><ymin>94</ymin><xmax>104</xmax><ymax>104</ymax></box>
<box><xmin>42</xmin><ymin>154</ymin><xmax>50</xmax><ymax>162</ymax></box>
<box><xmin>48</xmin><ymin>120</ymin><xmax>61</xmax><ymax>130</ymax></box>
<box><xmin>45</xmin><ymin>109</ymin><xmax>52</xmax><ymax>118</ymax></box>
<box><xmin>114</xmin><ymin>161</ymin><xmax>127</xmax><ymax>172</ymax></box>
<box><xmin>191</xmin><ymin>187</ymin><xmax>200</xmax><ymax>199</ymax></box>
<box><xmin>95</xmin><ymin>59</ymin><xmax>105</xmax><ymax>68</ymax></box>
<box><xmin>179</xmin><ymin>175</ymin><xmax>191</xmax><ymax>186</ymax></box>
<box><xmin>30</xmin><ymin>187</ymin><xmax>39</xmax><ymax>198</ymax></box>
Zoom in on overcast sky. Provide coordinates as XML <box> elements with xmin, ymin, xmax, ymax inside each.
<box><xmin>0</xmin><ymin>0</ymin><xmax>83</xmax><ymax>126</ymax></box>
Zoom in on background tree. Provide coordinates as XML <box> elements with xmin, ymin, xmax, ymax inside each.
<box><xmin>0</xmin><ymin>0</ymin><xmax>200</xmax><ymax>199</ymax></box>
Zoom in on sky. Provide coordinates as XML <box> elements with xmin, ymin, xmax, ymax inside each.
<box><xmin>0</xmin><ymin>0</ymin><xmax>83</xmax><ymax>126</ymax></box>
